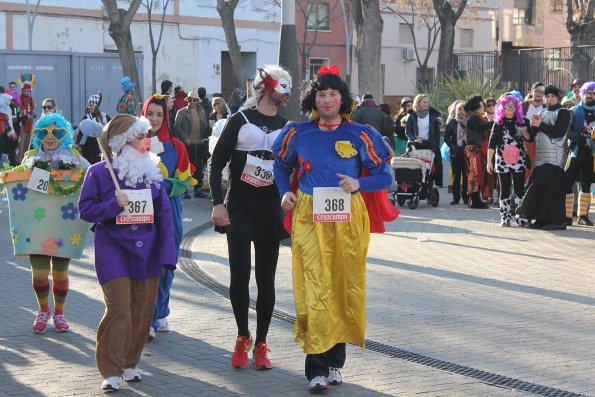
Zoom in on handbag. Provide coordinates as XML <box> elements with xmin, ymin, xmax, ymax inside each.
<box><xmin>440</xmin><ymin>142</ymin><xmax>450</xmax><ymax>161</ymax></box>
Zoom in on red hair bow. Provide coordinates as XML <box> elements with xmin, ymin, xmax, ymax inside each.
<box><xmin>317</xmin><ymin>64</ymin><xmax>340</xmax><ymax>77</ymax></box>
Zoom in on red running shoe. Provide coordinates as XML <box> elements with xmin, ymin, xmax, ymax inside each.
<box><xmin>231</xmin><ymin>334</ymin><xmax>253</xmax><ymax>369</ymax></box>
<box><xmin>253</xmin><ymin>341</ymin><xmax>272</xmax><ymax>370</ymax></box>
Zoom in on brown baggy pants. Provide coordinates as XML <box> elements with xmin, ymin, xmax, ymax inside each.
<box><xmin>96</xmin><ymin>276</ymin><xmax>158</xmax><ymax>378</ymax></box>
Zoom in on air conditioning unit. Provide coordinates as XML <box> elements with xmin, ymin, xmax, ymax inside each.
<box><xmin>402</xmin><ymin>48</ymin><xmax>415</xmax><ymax>62</ymax></box>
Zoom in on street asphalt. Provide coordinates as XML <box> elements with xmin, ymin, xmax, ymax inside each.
<box><xmin>0</xmin><ymin>186</ymin><xmax>593</xmax><ymax>397</ymax></box>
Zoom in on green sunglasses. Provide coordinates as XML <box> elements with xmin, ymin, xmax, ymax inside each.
<box><xmin>33</xmin><ymin>127</ymin><xmax>69</xmax><ymax>142</ymax></box>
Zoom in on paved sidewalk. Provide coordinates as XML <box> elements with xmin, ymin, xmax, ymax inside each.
<box><xmin>1</xmin><ymin>188</ymin><xmax>594</xmax><ymax>396</ymax></box>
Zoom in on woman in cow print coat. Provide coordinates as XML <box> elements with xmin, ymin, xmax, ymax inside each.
<box><xmin>487</xmin><ymin>95</ymin><xmax>531</xmax><ymax>226</ymax></box>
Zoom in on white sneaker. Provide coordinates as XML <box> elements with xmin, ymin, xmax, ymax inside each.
<box><xmin>516</xmin><ymin>215</ymin><xmax>530</xmax><ymax>227</ymax></box>
<box><xmin>101</xmin><ymin>376</ymin><xmax>122</xmax><ymax>391</ymax></box>
<box><xmin>148</xmin><ymin>327</ymin><xmax>156</xmax><ymax>340</ymax></box>
<box><xmin>308</xmin><ymin>376</ymin><xmax>328</xmax><ymax>392</ymax></box>
<box><xmin>328</xmin><ymin>367</ymin><xmax>343</xmax><ymax>385</ymax></box>
<box><xmin>156</xmin><ymin>317</ymin><xmax>169</xmax><ymax>333</ymax></box>
<box><xmin>123</xmin><ymin>368</ymin><xmax>142</xmax><ymax>382</ymax></box>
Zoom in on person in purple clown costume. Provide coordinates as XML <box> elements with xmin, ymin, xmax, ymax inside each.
<box><xmin>78</xmin><ymin>113</ymin><xmax>176</xmax><ymax>392</ymax></box>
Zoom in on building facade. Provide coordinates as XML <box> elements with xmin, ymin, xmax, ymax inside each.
<box><xmin>0</xmin><ymin>0</ymin><xmax>280</xmax><ymax>118</ymax></box>
<box><xmin>497</xmin><ymin>0</ymin><xmax>570</xmax><ymax>50</ymax></box>
<box><xmin>1</xmin><ymin>0</ymin><xmax>571</xmax><ymax>117</ymax></box>
<box><xmin>294</xmin><ymin>1</ymin><xmax>499</xmax><ymax>106</ymax></box>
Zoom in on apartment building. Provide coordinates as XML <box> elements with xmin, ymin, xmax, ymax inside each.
<box><xmin>295</xmin><ymin>1</ymin><xmax>498</xmax><ymax>103</ymax></box>
<box><xmin>497</xmin><ymin>0</ymin><xmax>570</xmax><ymax>50</ymax></box>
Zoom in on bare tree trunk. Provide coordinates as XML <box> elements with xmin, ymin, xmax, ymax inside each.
<box><xmin>298</xmin><ymin>1</ymin><xmax>313</xmax><ymax>81</ymax></box>
<box><xmin>152</xmin><ymin>55</ymin><xmax>157</xmax><ymax>95</ymax></box>
<box><xmin>436</xmin><ymin>18</ymin><xmax>455</xmax><ymax>77</ymax></box>
<box><xmin>278</xmin><ymin>0</ymin><xmax>301</xmax><ymax>121</ymax></box>
<box><xmin>102</xmin><ymin>0</ymin><xmax>143</xmax><ymax>106</ymax></box>
<box><xmin>351</xmin><ymin>0</ymin><xmax>383</xmax><ymax>100</ymax></box>
<box><xmin>146</xmin><ymin>1</ymin><xmax>157</xmax><ymax>94</ymax></box>
<box><xmin>217</xmin><ymin>0</ymin><xmax>246</xmax><ymax>87</ymax></box>
<box><xmin>145</xmin><ymin>0</ymin><xmax>171</xmax><ymax>94</ymax></box>
<box><xmin>566</xmin><ymin>0</ymin><xmax>595</xmax><ymax>78</ymax></box>
<box><xmin>433</xmin><ymin>0</ymin><xmax>468</xmax><ymax>78</ymax></box>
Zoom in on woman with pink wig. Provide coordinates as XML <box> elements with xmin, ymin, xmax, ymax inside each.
<box><xmin>487</xmin><ymin>95</ymin><xmax>531</xmax><ymax>226</ymax></box>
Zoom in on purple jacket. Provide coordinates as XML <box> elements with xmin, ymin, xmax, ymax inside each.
<box><xmin>78</xmin><ymin>161</ymin><xmax>176</xmax><ymax>285</ymax></box>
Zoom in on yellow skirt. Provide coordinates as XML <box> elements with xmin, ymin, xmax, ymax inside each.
<box><xmin>292</xmin><ymin>190</ymin><xmax>370</xmax><ymax>354</ymax></box>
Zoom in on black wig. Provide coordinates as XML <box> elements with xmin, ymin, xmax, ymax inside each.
<box><xmin>463</xmin><ymin>95</ymin><xmax>484</xmax><ymax>113</ymax></box>
<box><xmin>300</xmin><ymin>74</ymin><xmax>353</xmax><ymax>116</ymax></box>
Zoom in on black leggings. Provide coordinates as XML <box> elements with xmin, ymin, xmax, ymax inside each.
<box><xmin>498</xmin><ymin>170</ymin><xmax>525</xmax><ymax>199</ymax></box>
<box><xmin>451</xmin><ymin>147</ymin><xmax>468</xmax><ymax>201</ymax></box>
<box><xmin>227</xmin><ymin>233</ymin><xmax>279</xmax><ymax>344</ymax></box>
<box><xmin>565</xmin><ymin>154</ymin><xmax>593</xmax><ymax>193</ymax></box>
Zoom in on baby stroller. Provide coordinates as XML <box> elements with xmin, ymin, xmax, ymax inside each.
<box><xmin>388</xmin><ymin>148</ymin><xmax>439</xmax><ymax>209</ymax></box>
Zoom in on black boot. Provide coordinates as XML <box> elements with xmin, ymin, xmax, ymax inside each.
<box><xmin>470</xmin><ymin>192</ymin><xmax>488</xmax><ymax>209</ymax></box>
<box><xmin>578</xmin><ymin>216</ymin><xmax>593</xmax><ymax>226</ymax></box>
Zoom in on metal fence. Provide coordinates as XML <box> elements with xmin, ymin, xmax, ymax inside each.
<box><xmin>0</xmin><ymin>50</ymin><xmax>143</xmax><ymax>123</ymax></box>
<box><xmin>452</xmin><ymin>45</ymin><xmax>595</xmax><ymax>95</ymax></box>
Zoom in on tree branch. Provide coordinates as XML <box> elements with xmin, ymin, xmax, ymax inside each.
<box><xmin>454</xmin><ymin>0</ymin><xmax>468</xmax><ymax>20</ymax></box>
<box><xmin>156</xmin><ymin>0</ymin><xmax>171</xmax><ymax>53</ymax></box>
<box><xmin>145</xmin><ymin>1</ymin><xmax>155</xmax><ymax>53</ymax></box>
<box><xmin>122</xmin><ymin>0</ymin><xmax>142</xmax><ymax>27</ymax></box>
<box><xmin>567</xmin><ymin>0</ymin><xmax>574</xmax><ymax>30</ymax></box>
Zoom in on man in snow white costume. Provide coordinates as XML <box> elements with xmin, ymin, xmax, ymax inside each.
<box><xmin>272</xmin><ymin>65</ymin><xmax>393</xmax><ymax>392</ymax></box>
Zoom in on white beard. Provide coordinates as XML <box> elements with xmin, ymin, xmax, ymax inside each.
<box><xmin>112</xmin><ymin>145</ymin><xmax>163</xmax><ymax>188</ymax></box>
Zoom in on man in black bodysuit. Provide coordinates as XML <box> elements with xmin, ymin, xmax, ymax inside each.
<box><xmin>209</xmin><ymin>65</ymin><xmax>292</xmax><ymax>370</ymax></box>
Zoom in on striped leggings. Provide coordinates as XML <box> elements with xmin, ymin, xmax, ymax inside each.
<box><xmin>30</xmin><ymin>255</ymin><xmax>70</xmax><ymax>314</ymax></box>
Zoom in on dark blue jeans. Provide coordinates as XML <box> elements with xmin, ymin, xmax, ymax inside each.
<box><xmin>305</xmin><ymin>343</ymin><xmax>346</xmax><ymax>380</ymax></box>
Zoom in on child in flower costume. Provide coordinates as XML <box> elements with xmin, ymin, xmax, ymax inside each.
<box><xmin>1</xmin><ymin>113</ymin><xmax>90</xmax><ymax>333</ymax></box>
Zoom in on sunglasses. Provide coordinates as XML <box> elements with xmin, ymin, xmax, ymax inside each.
<box><xmin>42</xmin><ymin>105</ymin><xmax>55</xmax><ymax>110</ymax></box>
<box><xmin>33</xmin><ymin>127</ymin><xmax>69</xmax><ymax>142</ymax></box>
<box><xmin>188</xmin><ymin>98</ymin><xmax>200</xmax><ymax>102</ymax></box>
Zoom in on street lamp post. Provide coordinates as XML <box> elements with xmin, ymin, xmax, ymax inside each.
<box><xmin>278</xmin><ymin>0</ymin><xmax>301</xmax><ymax>121</ymax></box>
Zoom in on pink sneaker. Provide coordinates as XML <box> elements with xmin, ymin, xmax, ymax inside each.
<box><xmin>32</xmin><ymin>310</ymin><xmax>51</xmax><ymax>333</ymax></box>
<box><xmin>53</xmin><ymin>314</ymin><xmax>70</xmax><ymax>332</ymax></box>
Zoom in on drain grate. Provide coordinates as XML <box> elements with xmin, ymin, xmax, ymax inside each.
<box><xmin>179</xmin><ymin>223</ymin><xmax>590</xmax><ymax>397</ymax></box>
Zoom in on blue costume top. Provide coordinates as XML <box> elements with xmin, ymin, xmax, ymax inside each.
<box><xmin>156</xmin><ymin>139</ymin><xmax>184</xmax><ymax>257</ymax></box>
<box><xmin>143</xmin><ymin>104</ymin><xmax>196</xmax><ymax>258</ymax></box>
<box><xmin>569</xmin><ymin>101</ymin><xmax>595</xmax><ymax>158</ymax></box>
<box><xmin>273</xmin><ymin>120</ymin><xmax>392</xmax><ymax>196</ymax></box>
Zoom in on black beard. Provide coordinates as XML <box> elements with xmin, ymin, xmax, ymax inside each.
<box><xmin>585</xmin><ymin>99</ymin><xmax>595</xmax><ymax>107</ymax></box>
